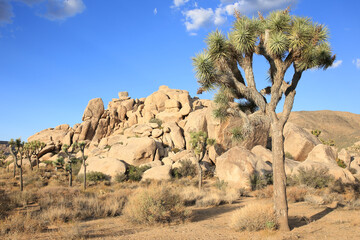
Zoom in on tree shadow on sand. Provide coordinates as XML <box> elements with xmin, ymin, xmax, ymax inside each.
<box><xmin>289</xmin><ymin>206</ymin><xmax>338</xmax><ymax>230</ymax></box>
<box><xmin>191</xmin><ymin>203</ymin><xmax>242</xmax><ymax>222</ymax></box>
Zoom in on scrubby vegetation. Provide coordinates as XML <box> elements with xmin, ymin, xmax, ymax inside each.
<box><xmin>287</xmin><ymin>167</ymin><xmax>334</xmax><ymax>189</ymax></box>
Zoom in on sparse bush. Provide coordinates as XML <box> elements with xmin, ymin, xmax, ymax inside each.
<box><xmin>214</xmin><ymin>179</ymin><xmax>228</xmax><ymax>191</ymax></box>
<box><xmin>253</xmin><ymin>185</ymin><xmax>273</xmax><ymax>199</ymax></box>
<box><xmin>336</xmin><ymin>158</ymin><xmax>347</xmax><ymax>168</ymax></box>
<box><xmin>115</xmin><ymin>173</ymin><xmax>127</xmax><ymax>183</ymax></box>
<box><xmin>311</xmin><ymin>129</ymin><xmax>321</xmax><ymax>138</ymax></box>
<box><xmin>285</xmin><ymin>152</ymin><xmax>294</xmax><ymax>160</ymax></box>
<box><xmin>149</xmin><ymin>118</ymin><xmax>162</xmax><ymax>127</ymax></box>
<box><xmin>250</xmin><ymin>172</ymin><xmax>273</xmax><ymax>191</ymax></box>
<box><xmin>171</xmin><ymin>147</ymin><xmax>181</xmax><ymax>154</ymax></box>
<box><xmin>78</xmin><ymin>171</ymin><xmax>110</xmax><ymax>183</ymax></box>
<box><xmin>172</xmin><ymin>160</ymin><xmax>197</xmax><ymax>179</ymax></box>
<box><xmin>124</xmin><ymin>186</ymin><xmax>190</xmax><ymax>224</ymax></box>
<box><xmin>230</xmin><ymin>127</ymin><xmax>244</xmax><ymax>142</ymax></box>
<box><xmin>104</xmin><ymin>145</ymin><xmax>111</xmax><ymax>150</ymax></box>
<box><xmin>287</xmin><ymin>186</ymin><xmax>308</xmax><ymax>203</ymax></box>
<box><xmin>0</xmin><ymin>212</ymin><xmax>48</xmax><ymax>235</ymax></box>
<box><xmin>0</xmin><ymin>190</ymin><xmax>11</xmax><ymax>219</ymax></box>
<box><xmin>230</xmin><ymin>202</ymin><xmax>278</xmax><ymax>231</ymax></box>
<box><xmin>127</xmin><ymin>165</ymin><xmax>151</xmax><ymax>182</ymax></box>
<box><xmin>288</xmin><ymin>167</ymin><xmax>334</xmax><ymax>189</ymax></box>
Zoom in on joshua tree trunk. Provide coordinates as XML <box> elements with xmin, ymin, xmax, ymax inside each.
<box><xmin>36</xmin><ymin>155</ymin><xmax>39</xmax><ymax>169</ymax></box>
<box><xmin>82</xmin><ymin>152</ymin><xmax>86</xmax><ymax>190</ymax></box>
<box><xmin>197</xmin><ymin>161</ymin><xmax>202</xmax><ymax>190</ymax></box>
<box><xmin>13</xmin><ymin>160</ymin><xmax>16</xmax><ymax>177</ymax></box>
<box><xmin>19</xmin><ymin>165</ymin><xmax>23</xmax><ymax>192</ymax></box>
<box><xmin>69</xmin><ymin>161</ymin><xmax>73</xmax><ymax>187</ymax></box>
<box><xmin>271</xmin><ymin>121</ymin><xmax>289</xmax><ymax>231</ymax></box>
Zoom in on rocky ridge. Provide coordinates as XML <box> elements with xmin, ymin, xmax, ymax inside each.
<box><xmin>24</xmin><ymin>86</ymin><xmax>360</xmax><ymax>188</ymax></box>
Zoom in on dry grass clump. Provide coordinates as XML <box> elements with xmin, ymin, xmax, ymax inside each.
<box><xmin>287</xmin><ymin>186</ymin><xmax>308</xmax><ymax>203</ymax></box>
<box><xmin>0</xmin><ymin>212</ymin><xmax>48</xmax><ymax>235</ymax></box>
<box><xmin>253</xmin><ymin>185</ymin><xmax>273</xmax><ymax>199</ymax></box>
<box><xmin>124</xmin><ymin>186</ymin><xmax>190</xmax><ymax>224</ymax></box>
<box><xmin>230</xmin><ymin>201</ymin><xmax>278</xmax><ymax>232</ymax></box>
<box><xmin>180</xmin><ymin>186</ymin><xmax>241</xmax><ymax>207</ymax></box>
<box><xmin>58</xmin><ymin>224</ymin><xmax>88</xmax><ymax>240</ymax></box>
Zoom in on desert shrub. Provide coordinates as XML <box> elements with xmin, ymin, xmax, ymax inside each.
<box><xmin>8</xmin><ymin>190</ymin><xmax>38</xmax><ymax>208</ymax></box>
<box><xmin>285</xmin><ymin>152</ymin><xmax>294</xmax><ymax>160</ymax></box>
<box><xmin>230</xmin><ymin>202</ymin><xmax>278</xmax><ymax>231</ymax></box>
<box><xmin>0</xmin><ymin>190</ymin><xmax>11</xmax><ymax>219</ymax></box>
<box><xmin>104</xmin><ymin>144</ymin><xmax>111</xmax><ymax>150</ymax></box>
<box><xmin>250</xmin><ymin>172</ymin><xmax>273</xmax><ymax>191</ymax></box>
<box><xmin>78</xmin><ymin>171</ymin><xmax>110</xmax><ymax>183</ymax></box>
<box><xmin>42</xmin><ymin>206</ymin><xmax>73</xmax><ymax>223</ymax></box>
<box><xmin>287</xmin><ymin>186</ymin><xmax>308</xmax><ymax>203</ymax></box>
<box><xmin>253</xmin><ymin>185</ymin><xmax>273</xmax><ymax>199</ymax></box>
<box><xmin>115</xmin><ymin>173</ymin><xmax>127</xmax><ymax>183</ymax></box>
<box><xmin>127</xmin><ymin>165</ymin><xmax>151</xmax><ymax>182</ymax></box>
<box><xmin>214</xmin><ymin>179</ymin><xmax>228</xmax><ymax>191</ymax></box>
<box><xmin>0</xmin><ymin>212</ymin><xmax>48</xmax><ymax>235</ymax></box>
<box><xmin>230</xmin><ymin>127</ymin><xmax>244</xmax><ymax>142</ymax></box>
<box><xmin>172</xmin><ymin>160</ymin><xmax>197</xmax><ymax>179</ymax></box>
<box><xmin>336</xmin><ymin>158</ymin><xmax>347</xmax><ymax>168</ymax></box>
<box><xmin>288</xmin><ymin>167</ymin><xmax>334</xmax><ymax>189</ymax></box>
<box><xmin>149</xmin><ymin>118</ymin><xmax>162</xmax><ymax>127</ymax></box>
<box><xmin>124</xmin><ymin>186</ymin><xmax>190</xmax><ymax>224</ymax></box>
<box><xmin>171</xmin><ymin>147</ymin><xmax>181</xmax><ymax>154</ymax></box>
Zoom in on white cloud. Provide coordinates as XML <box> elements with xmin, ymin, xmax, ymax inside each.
<box><xmin>184</xmin><ymin>8</ymin><xmax>216</xmax><ymax>31</ymax></box>
<box><xmin>180</xmin><ymin>0</ymin><xmax>297</xmax><ymax>32</ymax></box>
<box><xmin>172</xmin><ymin>0</ymin><xmax>189</xmax><ymax>8</ymax></box>
<box><xmin>44</xmin><ymin>0</ymin><xmax>85</xmax><ymax>21</ymax></box>
<box><xmin>353</xmin><ymin>59</ymin><xmax>360</xmax><ymax>69</ymax></box>
<box><xmin>0</xmin><ymin>0</ymin><xmax>13</xmax><ymax>25</ymax></box>
<box><xmin>154</xmin><ymin>8</ymin><xmax>157</xmax><ymax>15</ymax></box>
<box><xmin>329</xmin><ymin>60</ymin><xmax>342</xmax><ymax>69</ymax></box>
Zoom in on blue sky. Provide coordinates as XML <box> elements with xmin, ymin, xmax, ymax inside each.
<box><xmin>0</xmin><ymin>0</ymin><xmax>359</xmax><ymax>141</ymax></box>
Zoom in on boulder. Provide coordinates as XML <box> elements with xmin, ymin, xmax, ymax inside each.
<box><xmin>184</xmin><ymin>108</ymin><xmax>207</xmax><ymax>149</ymax></box>
<box><xmin>215</xmin><ymin>146</ymin><xmax>271</xmax><ymax>189</ymax></box>
<box><xmin>162</xmin><ymin>157</ymin><xmax>174</xmax><ymax>166</ymax></box>
<box><xmin>28</xmin><ymin>128</ymin><xmax>67</xmax><ymax>145</ymax></box>
<box><xmin>78</xmin><ymin>156</ymin><xmax>127</xmax><ymax>180</ymax></box>
<box><xmin>292</xmin><ymin>144</ymin><xmax>355</xmax><ymax>183</ymax></box>
<box><xmin>54</xmin><ymin>124</ymin><xmax>70</xmax><ymax>131</ymax></box>
<box><xmin>107</xmin><ymin>137</ymin><xmax>157</xmax><ymax>166</ymax></box>
<box><xmin>118</xmin><ymin>91</ymin><xmax>129</xmax><ymax>99</ymax></box>
<box><xmin>38</xmin><ymin>144</ymin><xmax>55</xmax><ymax>158</ymax></box>
<box><xmin>139</xmin><ymin>160</ymin><xmax>163</xmax><ymax>169</ymax></box>
<box><xmin>82</xmin><ymin>98</ymin><xmax>105</xmax><ymax>140</ymax></box>
<box><xmin>152</xmin><ymin>129</ymin><xmax>163</xmax><ymax>138</ymax></box>
<box><xmin>284</xmin><ymin>123</ymin><xmax>321</xmax><ymax>161</ymax></box>
<box><xmin>141</xmin><ymin>165</ymin><xmax>172</xmax><ymax>181</ymax></box>
<box><xmin>338</xmin><ymin>149</ymin><xmax>352</xmax><ymax>168</ymax></box>
<box><xmin>39</xmin><ymin>152</ymin><xmax>54</xmax><ymax>161</ymax></box>
<box><xmin>162</xmin><ymin>122</ymin><xmax>185</xmax><ymax>150</ymax></box>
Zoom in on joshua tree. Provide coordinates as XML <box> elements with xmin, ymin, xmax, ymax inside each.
<box><xmin>192</xmin><ymin>9</ymin><xmax>334</xmax><ymax>231</ymax></box>
<box><xmin>31</xmin><ymin>141</ymin><xmax>45</xmax><ymax>169</ymax></box>
<box><xmin>78</xmin><ymin>142</ymin><xmax>87</xmax><ymax>190</ymax></box>
<box><xmin>23</xmin><ymin>142</ymin><xmax>34</xmax><ymax>171</ymax></box>
<box><xmin>62</xmin><ymin>143</ymin><xmax>78</xmax><ymax>187</ymax></box>
<box><xmin>190</xmin><ymin>131</ymin><xmax>215</xmax><ymax>190</ymax></box>
<box><xmin>8</xmin><ymin>139</ymin><xmax>25</xmax><ymax>191</ymax></box>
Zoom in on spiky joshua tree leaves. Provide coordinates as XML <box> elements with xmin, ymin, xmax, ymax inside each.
<box><xmin>62</xmin><ymin>143</ymin><xmax>78</xmax><ymax>187</ymax></box>
<box><xmin>190</xmin><ymin>131</ymin><xmax>215</xmax><ymax>190</ymax></box>
<box><xmin>8</xmin><ymin>138</ymin><xmax>25</xmax><ymax>191</ymax></box>
<box><xmin>193</xmin><ymin>9</ymin><xmax>335</xmax><ymax>231</ymax></box>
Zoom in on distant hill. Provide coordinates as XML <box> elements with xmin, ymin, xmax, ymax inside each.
<box><xmin>288</xmin><ymin>110</ymin><xmax>360</xmax><ymax>149</ymax></box>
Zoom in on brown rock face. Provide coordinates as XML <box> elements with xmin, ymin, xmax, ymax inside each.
<box><xmin>284</xmin><ymin>122</ymin><xmax>321</xmax><ymax>161</ymax></box>
<box><xmin>141</xmin><ymin>165</ymin><xmax>172</xmax><ymax>181</ymax></box>
<box><xmin>82</xmin><ymin>98</ymin><xmax>104</xmax><ymax>140</ymax></box>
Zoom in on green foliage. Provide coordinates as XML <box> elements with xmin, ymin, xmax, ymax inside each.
<box><xmin>320</xmin><ymin>138</ymin><xmax>335</xmax><ymax>146</ymax></box>
<box><xmin>170</xmin><ymin>147</ymin><xmax>181</xmax><ymax>154</ymax></box>
<box><xmin>250</xmin><ymin>172</ymin><xmax>273</xmax><ymax>191</ymax></box>
<box><xmin>114</xmin><ymin>173</ymin><xmax>127</xmax><ymax>183</ymax></box>
<box><xmin>230</xmin><ymin>127</ymin><xmax>244</xmax><ymax>142</ymax></box>
<box><xmin>189</xmin><ymin>131</ymin><xmax>214</xmax><ymax>157</ymax></box>
<box><xmin>288</xmin><ymin>167</ymin><xmax>334</xmax><ymax>189</ymax></box>
<box><xmin>127</xmin><ymin>165</ymin><xmax>151</xmax><ymax>182</ymax></box>
<box><xmin>311</xmin><ymin>129</ymin><xmax>322</xmax><ymax>138</ymax></box>
<box><xmin>104</xmin><ymin>145</ymin><xmax>111</xmax><ymax>150</ymax></box>
<box><xmin>336</xmin><ymin>158</ymin><xmax>347</xmax><ymax>168</ymax></box>
<box><xmin>149</xmin><ymin>118</ymin><xmax>163</xmax><ymax>127</ymax></box>
<box><xmin>172</xmin><ymin>160</ymin><xmax>197</xmax><ymax>179</ymax></box>
<box><xmin>53</xmin><ymin>157</ymin><xmax>65</xmax><ymax>169</ymax></box>
<box><xmin>214</xmin><ymin>179</ymin><xmax>228</xmax><ymax>191</ymax></box>
<box><xmin>78</xmin><ymin>171</ymin><xmax>110</xmax><ymax>183</ymax></box>
<box><xmin>285</xmin><ymin>152</ymin><xmax>294</xmax><ymax>160</ymax></box>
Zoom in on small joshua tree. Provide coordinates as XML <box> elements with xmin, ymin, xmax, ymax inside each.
<box><xmin>8</xmin><ymin>138</ymin><xmax>25</xmax><ymax>191</ymax></box>
<box><xmin>190</xmin><ymin>131</ymin><xmax>215</xmax><ymax>190</ymax></box>
<box><xmin>62</xmin><ymin>143</ymin><xmax>78</xmax><ymax>187</ymax></box>
<box><xmin>23</xmin><ymin>142</ymin><xmax>34</xmax><ymax>171</ymax></box>
<box><xmin>78</xmin><ymin>141</ymin><xmax>87</xmax><ymax>190</ymax></box>
<box><xmin>31</xmin><ymin>140</ymin><xmax>45</xmax><ymax>169</ymax></box>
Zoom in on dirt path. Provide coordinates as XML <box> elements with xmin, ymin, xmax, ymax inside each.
<box><xmin>18</xmin><ymin>198</ymin><xmax>360</xmax><ymax>240</ymax></box>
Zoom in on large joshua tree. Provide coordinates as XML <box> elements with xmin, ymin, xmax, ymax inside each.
<box><xmin>192</xmin><ymin>9</ymin><xmax>335</xmax><ymax>231</ymax></box>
